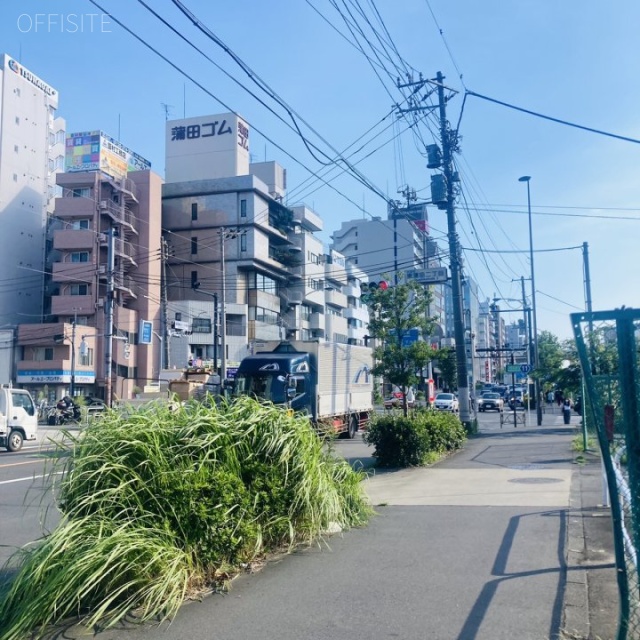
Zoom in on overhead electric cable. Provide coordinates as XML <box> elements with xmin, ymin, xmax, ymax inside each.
<box><xmin>466</xmin><ymin>90</ymin><xmax>640</xmax><ymax>144</ymax></box>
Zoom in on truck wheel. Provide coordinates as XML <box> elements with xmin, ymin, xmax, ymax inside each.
<box><xmin>7</xmin><ymin>430</ymin><xmax>24</xmax><ymax>452</ymax></box>
<box><xmin>346</xmin><ymin>415</ymin><xmax>358</xmax><ymax>439</ymax></box>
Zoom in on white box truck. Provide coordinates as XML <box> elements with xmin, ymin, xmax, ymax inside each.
<box><xmin>233</xmin><ymin>341</ymin><xmax>374</xmax><ymax>438</ymax></box>
<box><xmin>0</xmin><ymin>386</ymin><xmax>38</xmax><ymax>452</ymax></box>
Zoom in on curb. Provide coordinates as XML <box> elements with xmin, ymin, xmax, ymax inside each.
<box><xmin>563</xmin><ymin>460</ymin><xmax>590</xmax><ymax>638</ymax></box>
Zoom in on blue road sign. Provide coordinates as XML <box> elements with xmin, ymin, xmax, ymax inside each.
<box><xmin>520</xmin><ymin>364</ymin><xmax>532</xmax><ymax>374</ymax></box>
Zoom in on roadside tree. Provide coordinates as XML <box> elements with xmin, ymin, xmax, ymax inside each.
<box><xmin>365</xmin><ymin>277</ymin><xmax>436</xmax><ymax>416</ymax></box>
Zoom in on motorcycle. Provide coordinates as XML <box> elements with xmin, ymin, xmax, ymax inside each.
<box><xmin>47</xmin><ymin>405</ymin><xmax>81</xmax><ymax>426</ymax></box>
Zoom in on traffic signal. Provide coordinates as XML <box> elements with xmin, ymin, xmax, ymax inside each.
<box><xmin>361</xmin><ymin>280</ymin><xmax>390</xmax><ymax>303</ymax></box>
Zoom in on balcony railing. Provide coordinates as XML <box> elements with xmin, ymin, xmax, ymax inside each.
<box><xmin>98</xmin><ymin>200</ymin><xmax>138</xmax><ymax>233</ymax></box>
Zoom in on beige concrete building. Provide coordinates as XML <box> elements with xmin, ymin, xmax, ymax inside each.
<box><xmin>16</xmin><ymin>168</ymin><xmax>162</xmax><ymax>403</ymax></box>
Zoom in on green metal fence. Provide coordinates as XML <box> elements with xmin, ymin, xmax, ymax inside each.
<box><xmin>571</xmin><ymin>308</ymin><xmax>640</xmax><ymax>640</ymax></box>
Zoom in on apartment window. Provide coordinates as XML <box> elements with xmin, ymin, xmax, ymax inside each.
<box><xmin>55</xmin><ymin>155</ymin><xmax>64</xmax><ymax>170</ymax></box>
<box><xmin>253</xmin><ymin>273</ymin><xmax>277</xmax><ymax>293</ymax></box>
<box><xmin>240</xmin><ymin>234</ymin><xmax>247</xmax><ymax>252</ymax></box>
<box><xmin>71</xmin><ymin>252</ymin><xmax>89</xmax><ymax>263</ymax></box>
<box><xmin>240</xmin><ymin>199</ymin><xmax>247</xmax><ymax>217</ymax></box>
<box><xmin>301</xmin><ymin>305</ymin><xmax>312</xmax><ymax>322</ymax></box>
<box><xmin>72</xmin><ymin>188</ymin><xmax>90</xmax><ymax>198</ymax></box>
<box><xmin>70</xmin><ymin>284</ymin><xmax>88</xmax><ymax>295</ymax></box>
<box><xmin>191</xmin><ymin>237</ymin><xmax>198</xmax><ymax>255</ymax></box>
<box><xmin>191</xmin><ymin>271</ymin><xmax>198</xmax><ymax>288</ymax></box>
<box><xmin>192</xmin><ymin>317</ymin><xmax>212</xmax><ymax>333</ymax></box>
<box><xmin>191</xmin><ymin>202</ymin><xmax>198</xmax><ymax>221</ymax></box>
<box><xmin>175</xmin><ymin>312</ymin><xmax>182</xmax><ymax>321</ymax></box>
<box><xmin>71</xmin><ymin>219</ymin><xmax>90</xmax><ymax>230</ymax></box>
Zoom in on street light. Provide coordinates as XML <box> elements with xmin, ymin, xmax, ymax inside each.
<box><xmin>518</xmin><ymin>175</ymin><xmax>542</xmax><ymax>426</ymax></box>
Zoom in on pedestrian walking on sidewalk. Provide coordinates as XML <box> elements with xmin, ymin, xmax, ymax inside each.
<box><xmin>562</xmin><ymin>398</ymin><xmax>572</xmax><ymax>424</ymax></box>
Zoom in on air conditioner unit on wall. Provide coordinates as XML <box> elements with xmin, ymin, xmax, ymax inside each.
<box><xmin>99</xmin><ymin>200</ymin><xmax>108</xmax><ymax>209</ymax></box>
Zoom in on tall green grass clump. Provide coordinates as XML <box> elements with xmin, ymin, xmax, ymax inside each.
<box><xmin>0</xmin><ymin>396</ymin><xmax>371</xmax><ymax>639</ymax></box>
<box><xmin>364</xmin><ymin>408</ymin><xmax>466</xmax><ymax>467</ymax></box>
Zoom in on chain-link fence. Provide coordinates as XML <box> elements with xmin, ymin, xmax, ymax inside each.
<box><xmin>572</xmin><ymin>309</ymin><xmax>640</xmax><ymax>640</ymax></box>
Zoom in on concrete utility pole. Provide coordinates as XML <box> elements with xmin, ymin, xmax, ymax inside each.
<box><xmin>104</xmin><ymin>228</ymin><xmax>116</xmax><ymax>407</ymax></box>
<box><xmin>435</xmin><ymin>71</ymin><xmax>470</xmax><ymax>427</ymax></box>
<box><xmin>219</xmin><ymin>227</ymin><xmax>239</xmax><ymax>382</ymax></box>
<box><xmin>161</xmin><ymin>237</ymin><xmax>171</xmax><ymax>370</ymax></box>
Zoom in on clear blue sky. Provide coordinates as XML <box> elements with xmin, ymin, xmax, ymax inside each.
<box><xmin>4</xmin><ymin>0</ymin><xmax>640</xmax><ymax>340</ymax></box>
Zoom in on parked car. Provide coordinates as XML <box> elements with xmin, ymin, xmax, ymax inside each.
<box><xmin>478</xmin><ymin>392</ymin><xmax>504</xmax><ymax>412</ymax></box>
<box><xmin>383</xmin><ymin>393</ymin><xmax>416</xmax><ymax>409</ymax></box>
<box><xmin>434</xmin><ymin>392</ymin><xmax>459</xmax><ymax>412</ymax></box>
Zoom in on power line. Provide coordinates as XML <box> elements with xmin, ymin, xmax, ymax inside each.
<box><xmin>466</xmin><ymin>89</ymin><xmax>640</xmax><ymax>145</ymax></box>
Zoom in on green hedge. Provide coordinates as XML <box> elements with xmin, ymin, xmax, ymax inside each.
<box><xmin>364</xmin><ymin>408</ymin><xmax>466</xmax><ymax>467</ymax></box>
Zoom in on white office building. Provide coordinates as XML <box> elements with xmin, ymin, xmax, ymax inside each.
<box><xmin>0</xmin><ymin>54</ymin><xmax>65</xmax><ymax>324</ymax></box>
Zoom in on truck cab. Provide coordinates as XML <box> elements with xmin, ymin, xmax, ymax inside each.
<box><xmin>0</xmin><ymin>386</ymin><xmax>38</xmax><ymax>452</ymax></box>
<box><xmin>232</xmin><ymin>351</ymin><xmax>313</xmax><ymax>417</ymax></box>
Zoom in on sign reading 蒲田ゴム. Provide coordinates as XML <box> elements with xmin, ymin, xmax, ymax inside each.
<box><xmin>165</xmin><ymin>113</ymin><xmax>250</xmax><ymax>183</ymax></box>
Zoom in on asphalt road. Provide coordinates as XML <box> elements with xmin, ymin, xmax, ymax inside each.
<box><xmin>1</xmin><ymin>410</ymin><xmax>576</xmax><ymax>639</ymax></box>
<box><xmin>0</xmin><ymin>428</ymin><xmax>65</xmax><ymax>575</ymax></box>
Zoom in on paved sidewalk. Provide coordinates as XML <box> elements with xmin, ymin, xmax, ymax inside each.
<box><xmin>538</xmin><ymin>404</ymin><xmax>618</xmax><ymax>640</ymax></box>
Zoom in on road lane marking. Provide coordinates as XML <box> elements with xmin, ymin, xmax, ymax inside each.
<box><xmin>0</xmin><ymin>459</ymin><xmax>48</xmax><ymax>469</ymax></box>
<box><xmin>0</xmin><ymin>471</ymin><xmax>63</xmax><ymax>485</ymax></box>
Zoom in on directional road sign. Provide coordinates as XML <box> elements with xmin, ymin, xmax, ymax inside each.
<box><xmin>506</xmin><ymin>363</ymin><xmax>532</xmax><ymax>374</ymax></box>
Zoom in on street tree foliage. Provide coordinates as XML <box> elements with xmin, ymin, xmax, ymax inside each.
<box><xmin>535</xmin><ymin>329</ymin><xmax>618</xmax><ymax>401</ymax></box>
<box><xmin>536</xmin><ymin>331</ymin><xmax>565</xmax><ymax>389</ymax></box>
<box><xmin>432</xmin><ymin>347</ymin><xmax>457</xmax><ymax>392</ymax></box>
<box><xmin>365</xmin><ymin>277</ymin><xmax>436</xmax><ymax>415</ymax></box>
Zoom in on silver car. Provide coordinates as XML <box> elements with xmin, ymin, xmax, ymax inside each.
<box><xmin>434</xmin><ymin>392</ymin><xmax>459</xmax><ymax>412</ymax></box>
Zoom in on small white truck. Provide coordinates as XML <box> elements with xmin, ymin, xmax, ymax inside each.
<box><xmin>0</xmin><ymin>386</ymin><xmax>38</xmax><ymax>452</ymax></box>
<box><xmin>233</xmin><ymin>340</ymin><xmax>374</xmax><ymax>438</ymax></box>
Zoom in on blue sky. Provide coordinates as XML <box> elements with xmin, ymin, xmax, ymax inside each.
<box><xmin>4</xmin><ymin>0</ymin><xmax>640</xmax><ymax>340</ymax></box>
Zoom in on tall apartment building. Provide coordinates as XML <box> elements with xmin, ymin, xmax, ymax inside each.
<box><xmin>162</xmin><ymin>113</ymin><xmax>368</xmax><ymax>373</ymax></box>
<box><xmin>0</xmin><ymin>54</ymin><xmax>65</xmax><ymax>328</ymax></box>
<box><xmin>15</xmin><ymin>133</ymin><xmax>161</xmax><ymax>403</ymax></box>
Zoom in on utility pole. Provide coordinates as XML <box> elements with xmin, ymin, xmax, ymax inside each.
<box><xmin>435</xmin><ymin>71</ymin><xmax>470</xmax><ymax>426</ymax></box>
<box><xmin>519</xmin><ymin>276</ymin><xmax>535</xmax><ymax>412</ymax></box>
<box><xmin>160</xmin><ymin>237</ymin><xmax>170</xmax><ymax>370</ymax></box>
<box><xmin>104</xmin><ymin>228</ymin><xmax>116</xmax><ymax>407</ymax></box>
<box><xmin>70</xmin><ymin>312</ymin><xmax>77</xmax><ymax>397</ymax></box>
<box><xmin>219</xmin><ymin>227</ymin><xmax>238</xmax><ymax>382</ymax></box>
